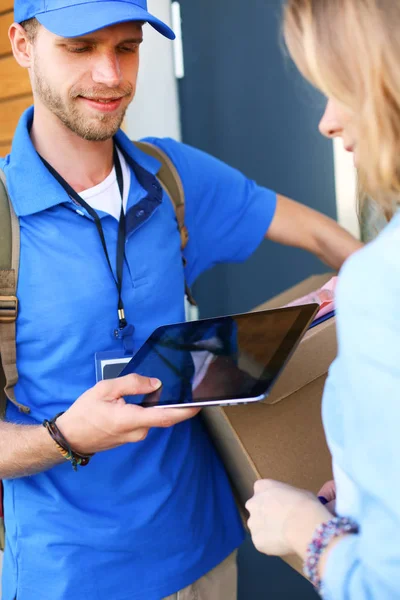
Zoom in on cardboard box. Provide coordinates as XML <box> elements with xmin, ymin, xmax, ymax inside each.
<box><xmin>202</xmin><ymin>274</ymin><xmax>337</xmax><ymax>575</ymax></box>
<box><xmin>255</xmin><ymin>274</ymin><xmax>337</xmax><ymax>405</ymax></box>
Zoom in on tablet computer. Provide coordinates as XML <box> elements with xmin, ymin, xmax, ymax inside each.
<box><xmin>119</xmin><ymin>303</ymin><xmax>318</xmax><ymax>408</ymax></box>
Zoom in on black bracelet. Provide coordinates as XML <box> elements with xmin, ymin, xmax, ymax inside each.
<box><xmin>43</xmin><ymin>412</ymin><xmax>94</xmax><ymax>471</ymax></box>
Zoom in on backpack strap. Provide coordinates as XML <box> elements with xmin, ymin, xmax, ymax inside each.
<box><xmin>0</xmin><ymin>479</ymin><xmax>4</xmax><ymax>551</ymax></box>
<box><xmin>134</xmin><ymin>141</ymin><xmax>197</xmax><ymax>306</ymax></box>
<box><xmin>0</xmin><ymin>169</ymin><xmax>30</xmax><ymax>420</ymax></box>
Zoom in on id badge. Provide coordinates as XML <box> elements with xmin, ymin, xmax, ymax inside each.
<box><xmin>95</xmin><ymin>351</ymin><xmax>133</xmax><ymax>382</ymax></box>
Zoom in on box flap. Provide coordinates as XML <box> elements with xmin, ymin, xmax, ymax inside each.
<box><xmin>251</xmin><ymin>273</ymin><xmax>337</xmax><ymax>403</ymax></box>
<box><xmin>254</xmin><ymin>273</ymin><xmax>334</xmax><ymax>311</ymax></box>
<box><xmin>264</xmin><ymin>318</ymin><xmax>337</xmax><ymax>404</ymax></box>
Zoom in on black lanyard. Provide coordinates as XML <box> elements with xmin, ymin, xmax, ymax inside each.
<box><xmin>40</xmin><ymin>147</ymin><xmax>128</xmax><ymax>331</ymax></box>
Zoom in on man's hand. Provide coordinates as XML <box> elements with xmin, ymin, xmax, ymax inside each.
<box><xmin>57</xmin><ymin>374</ymin><xmax>201</xmax><ymax>455</ymax></box>
<box><xmin>266</xmin><ymin>195</ymin><xmax>363</xmax><ymax>270</ymax></box>
<box><xmin>0</xmin><ymin>374</ymin><xmax>200</xmax><ymax>480</ymax></box>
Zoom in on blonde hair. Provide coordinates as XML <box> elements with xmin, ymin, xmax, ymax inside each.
<box><xmin>283</xmin><ymin>0</ymin><xmax>400</xmax><ymax>216</ymax></box>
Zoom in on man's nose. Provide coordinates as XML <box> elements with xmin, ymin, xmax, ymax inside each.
<box><xmin>318</xmin><ymin>100</ymin><xmax>343</xmax><ymax>139</ymax></box>
<box><xmin>92</xmin><ymin>52</ymin><xmax>122</xmax><ymax>87</ymax></box>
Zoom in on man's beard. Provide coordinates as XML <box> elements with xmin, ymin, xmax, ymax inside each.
<box><xmin>32</xmin><ymin>67</ymin><xmax>133</xmax><ymax>141</ymax></box>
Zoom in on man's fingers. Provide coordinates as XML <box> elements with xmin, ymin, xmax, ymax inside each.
<box><xmin>96</xmin><ymin>374</ymin><xmax>162</xmax><ymax>399</ymax></box>
<box><xmin>126</xmin><ymin>427</ymin><xmax>149</xmax><ymax>443</ymax></box>
<box><xmin>123</xmin><ymin>404</ymin><xmax>201</xmax><ymax>430</ymax></box>
<box><xmin>148</xmin><ymin>406</ymin><xmax>202</xmax><ymax>428</ymax></box>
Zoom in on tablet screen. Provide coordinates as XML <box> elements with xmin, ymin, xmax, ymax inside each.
<box><xmin>119</xmin><ymin>304</ymin><xmax>318</xmax><ymax>406</ymax></box>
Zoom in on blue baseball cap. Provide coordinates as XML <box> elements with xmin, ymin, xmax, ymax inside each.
<box><xmin>14</xmin><ymin>0</ymin><xmax>175</xmax><ymax>40</ymax></box>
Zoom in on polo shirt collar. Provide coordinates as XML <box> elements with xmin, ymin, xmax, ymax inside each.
<box><xmin>114</xmin><ymin>129</ymin><xmax>161</xmax><ymax>176</ymax></box>
<box><xmin>6</xmin><ymin>107</ymin><xmax>162</xmax><ymax>217</ymax></box>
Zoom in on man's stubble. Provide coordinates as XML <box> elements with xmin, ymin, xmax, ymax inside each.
<box><xmin>32</xmin><ymin>62</ymin><xmax>133</xmax><ymax>141</ymax></box>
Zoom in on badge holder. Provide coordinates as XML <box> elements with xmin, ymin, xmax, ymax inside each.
<box><xmin>95</xmin><ymin>322</ymin><xmax>135</xmax><ymax>381</ymax></box>
<box><xmin>95</xmin><ymin>350</ymin><xmax>133</xmax><ymax>382</ymax></box>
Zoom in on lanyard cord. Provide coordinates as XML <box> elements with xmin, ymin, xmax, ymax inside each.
<box><xmin>39</xmin><ymin>146</ymin><xmax>128</xmax><ymax>330</ymax></box>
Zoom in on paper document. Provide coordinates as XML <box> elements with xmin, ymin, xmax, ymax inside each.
<box><xmin>284</xmin><ymin>276</ymin><xmax>337</xmax><ymax>320</ymax></box>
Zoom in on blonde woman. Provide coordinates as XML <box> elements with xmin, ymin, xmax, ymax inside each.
<box><xmin>246</xmin><ymin>1</ymin><xmax>400</xmax><ymax>598</ymax></box>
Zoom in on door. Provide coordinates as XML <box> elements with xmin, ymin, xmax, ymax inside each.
<box><xmin>178</xmin><ymin>0</ymin><xmax>336</xmax><ymax>319</ymax></box>
<box><xmin>177</xmin><ymin>1</ymin><xmax>326</xmax><ymax>598</ymax></box>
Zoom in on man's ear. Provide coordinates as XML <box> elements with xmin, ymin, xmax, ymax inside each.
<box><xmin>9</xmin><ymin>23</ymin><xmax>34</xmax><ymax>69</ymax></box>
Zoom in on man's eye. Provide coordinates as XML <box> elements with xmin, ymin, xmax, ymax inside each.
<box><xmin>68</xmin><ymin>46</ymin><xmax>91</xmax><ymax>53</ymax></box>
<box><xmin>118</xmin><ymin>45</ymin><xmax>139</xmax><ymax>53</ymax></box>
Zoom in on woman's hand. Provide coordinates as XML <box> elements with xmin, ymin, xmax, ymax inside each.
<box><xmin>246</xmin><ymin>479</ymin><xmax>332</xmax><ymax>558</ymax></box>
<box><xmin>318</xmin><ymin>479</ymin><xmax>337</xmax><ymax>514</ymax></box>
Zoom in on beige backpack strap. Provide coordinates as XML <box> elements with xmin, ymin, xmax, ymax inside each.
<box><xmin>0</xmin><ymin>169</ymin><xmax>30</xmax><ymax>419</ymax></box>
<box><xmin>134</xmin><ymin>141</ymin><xmax>196</xmax><ymax>306</ymax></box>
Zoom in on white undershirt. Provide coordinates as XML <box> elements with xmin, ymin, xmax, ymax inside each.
<box><xmin>79</xmin><ymin>148</ymin><xmax>131</xmax><ymax>220</ymax></box>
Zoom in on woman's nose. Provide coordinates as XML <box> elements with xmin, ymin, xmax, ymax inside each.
<box><xmin>319</xmin><ymin>100</ymin><xmax>343</xmax><ymax>139</ymax></box>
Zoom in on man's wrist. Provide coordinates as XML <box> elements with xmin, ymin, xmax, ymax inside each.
<box><xmin>0</xmin><ymin>421</ymin><xmax>66</xmax><ymax>479</ymax></box>
<box><xmin>55</xmin><ymin>411</ymin><xmax>86</xmax><ymax>454</ymax></box>
<box><xmin>39</xmin><ymin>424</ymin><xmax>66</xmax><ymax>463</ymax></box>
<box><xmin>43</xmin><ymin>413</ymin><xmax>93</xmax><ymax>470</ymax></box>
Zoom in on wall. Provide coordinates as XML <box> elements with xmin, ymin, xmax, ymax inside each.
<box><xmin>124</xmin><ymin>0</ymin><xmax>181</xmax><ymax>142</ymax></box>
<box><xmin>0</xmin><ymin>0</ymin><xmax>32</xmax><ymax>156</ymax></box>
<box><xmin>334</xmin><ymin>139</ymin><xmax>359</xmax><ymax>237</ymax></box>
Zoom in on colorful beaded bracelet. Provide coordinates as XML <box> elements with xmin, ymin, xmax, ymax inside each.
<box><xmin>304</xmin><ymin>516</ymin><xmax>359</xmax><ymax>594</ymax></box>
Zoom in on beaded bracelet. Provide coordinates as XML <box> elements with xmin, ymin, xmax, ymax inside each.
<box><xmin>43</xmin><ymin>412</ymin><xmax>94</xmax><ymax>471</ymax></box>
<box><xmin>304</xmin><ymin>516</ymin><xmax>359</xmax><ymax>594</ymax></box>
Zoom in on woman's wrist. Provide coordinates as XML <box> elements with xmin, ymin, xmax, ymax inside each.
<box><xmin>284</xmin><ymin>495</ymin><xmax>332</xmax><ymax>558</ymax></box>
<box><xmin>317</xmin><ymin>533</ymin><xmax>348</xmax><ymax>579</ymax></box>
<box><xmin>304</xmin><ymin>517</ymin><xmax>359</xmax><ymax>592</ymax></box>
<box><xmin>283</xmin><ymin>496</ymin><xmax>358</xmax><ymax>590</ymax></box>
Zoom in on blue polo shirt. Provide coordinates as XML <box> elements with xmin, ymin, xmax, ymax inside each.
<box><xmin>0</xmin><ymin>107</ymin><xmax>277</xmax><ymax>600</ymax></box>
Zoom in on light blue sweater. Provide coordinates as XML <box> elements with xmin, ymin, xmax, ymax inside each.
<box><xmin>322</xmin><ymin>211</ymin><xmax>400</xmax><ymax>598</ymax></box>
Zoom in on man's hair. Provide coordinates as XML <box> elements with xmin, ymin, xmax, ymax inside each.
<box><xmin>20</xmin><ymin>17</ymin><xmax>40</xmax><ymax>43</ymax></box>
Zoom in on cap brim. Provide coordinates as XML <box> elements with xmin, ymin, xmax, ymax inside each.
<box><xmin>36</xmin><ymin>1</ymin><xmax>175</xmax><ymax>40</ymax></box>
